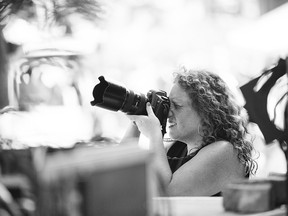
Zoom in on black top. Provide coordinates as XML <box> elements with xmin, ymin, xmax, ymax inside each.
<box><xmin>167</xmin><ymin>141</ymin><xmax>201</xmax><ymax>173</ymax></box>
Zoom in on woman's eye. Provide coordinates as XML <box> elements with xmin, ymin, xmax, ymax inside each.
<box><xmin>171</xmin><ymin>102</ymin><xmax>181</xmax><ymax>110</ymax></box>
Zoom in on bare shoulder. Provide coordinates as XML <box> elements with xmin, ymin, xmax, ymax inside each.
<box><xmin>194</xmin><ymin>140</ymin><xmax>244</xmax><ymax>175</ymax></box>
<box><xmin>198</xmin><ymin>140</ymin><xmax>237</xmax><ymax>158</ymax></box>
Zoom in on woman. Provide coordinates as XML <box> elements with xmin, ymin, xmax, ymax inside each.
<box><xmin>125</xmin><ymin>67</ymin><xmax>257</xmax><ymax>196</ymax></box>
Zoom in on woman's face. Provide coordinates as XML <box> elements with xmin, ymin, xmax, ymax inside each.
<box><xmin>167</xmin><ymin>83</ymin><xmax>202</xmax><ymax>144</ymax></box>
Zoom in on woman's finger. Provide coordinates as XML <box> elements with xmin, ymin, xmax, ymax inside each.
<box><xmin>146</xmin><ymin>102</ymin><xmax>155</xmax><ymax>117</ymax></box>
<box><xmin>127</xmin><ymin>115</ymin><xmax>143</xmax><ymax>125</ymax></box>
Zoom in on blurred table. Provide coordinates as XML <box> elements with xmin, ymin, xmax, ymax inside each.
<box><xmin>154</xmin><ymin>197</ymin><xmax>286</xmax><ymax>216</ymax></box>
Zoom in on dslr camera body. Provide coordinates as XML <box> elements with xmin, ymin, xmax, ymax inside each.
<box><xmin>90</xmin><ymin>76</ymin><xmax>170</xmax><ymax>135</ymax></box>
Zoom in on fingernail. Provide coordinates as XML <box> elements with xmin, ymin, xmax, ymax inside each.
<box><xmin>147</xmin><ymin>102</ymin><xmax>151</xmax><ymax>106</ymax></box>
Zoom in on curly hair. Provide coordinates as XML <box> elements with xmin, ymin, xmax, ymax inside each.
<box><xmin>173</xmin><ymin>67</ymin><xmax>258</xmax><ymax>176</ymax></box>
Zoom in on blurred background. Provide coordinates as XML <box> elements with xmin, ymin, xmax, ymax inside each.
<box><xmin>0</xmin><ymin>0</ymin><xmax>287</xmax><ymax>172</ymax></box>
<box><xmin>0</xmin><ymin>0</ymin><xmax>287</xmax><ymax>214</ymax></box>
<box><xmin>1</xmin><ymin>0</ymin><xmax>287</xmax><ymax>143</ymax></box>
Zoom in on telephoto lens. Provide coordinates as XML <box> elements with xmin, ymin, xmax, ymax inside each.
<box><xmin>90</xmin><ymin>76</ymin><xmax>147</xmax><ymax>115</ymax></box>
<box><xmin>90</xmin><ymin>76</ymin><xmax>170</xmax><ymax>135</ymax></box>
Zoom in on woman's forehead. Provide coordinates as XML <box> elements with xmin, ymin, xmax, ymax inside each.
<box><xmin>169</xmin><ymin>84</ymin><xmax>191</xmax><ymax>104</ymax></box>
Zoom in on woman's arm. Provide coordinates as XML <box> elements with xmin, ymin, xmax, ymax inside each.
<box><xmin>127</xmin><ymin>102</ymin><xmax>173</xmax><ymax>185</ymax></box>
<box><xmin>120</xmin><ymin>122</ymin><xmax>140</xmax><ymax>144</ymax></box>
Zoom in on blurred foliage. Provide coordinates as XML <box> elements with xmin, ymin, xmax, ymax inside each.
<box><xmin>0</xmin><ymin>0</ymin><xmax>34</xmax><ymax>22</ymax></box>
<box><xmin>0</xmin><ymin>0</ymin><xmax>102</xmax><ymax>26</ymax></box>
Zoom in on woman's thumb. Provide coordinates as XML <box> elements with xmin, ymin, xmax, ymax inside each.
<box><xmin>146</xmin><ymin>102</ymin><xmax>154</xmax><ymax>116</ymax></box>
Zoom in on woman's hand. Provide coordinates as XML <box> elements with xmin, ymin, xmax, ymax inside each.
<box><xmin>127</xmin><ymin>102</ymin><xmax>162</xmax><ymax>139</ymax></box>
<box><xmin>128</xmin><ymin>102</ymin><xmax>172</xmax><ymax>186</ymax></box>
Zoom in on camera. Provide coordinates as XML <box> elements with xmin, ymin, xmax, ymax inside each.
<box><xmin>90</xmin><ymin>76</ymin><xmax>170</xmax><ymax>135</ymax></box>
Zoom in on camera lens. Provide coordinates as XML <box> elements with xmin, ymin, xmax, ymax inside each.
<box><xmin>90</xmin><ymin>76</ymin><xmax>147</xmax><ymax>115</ymax></box>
